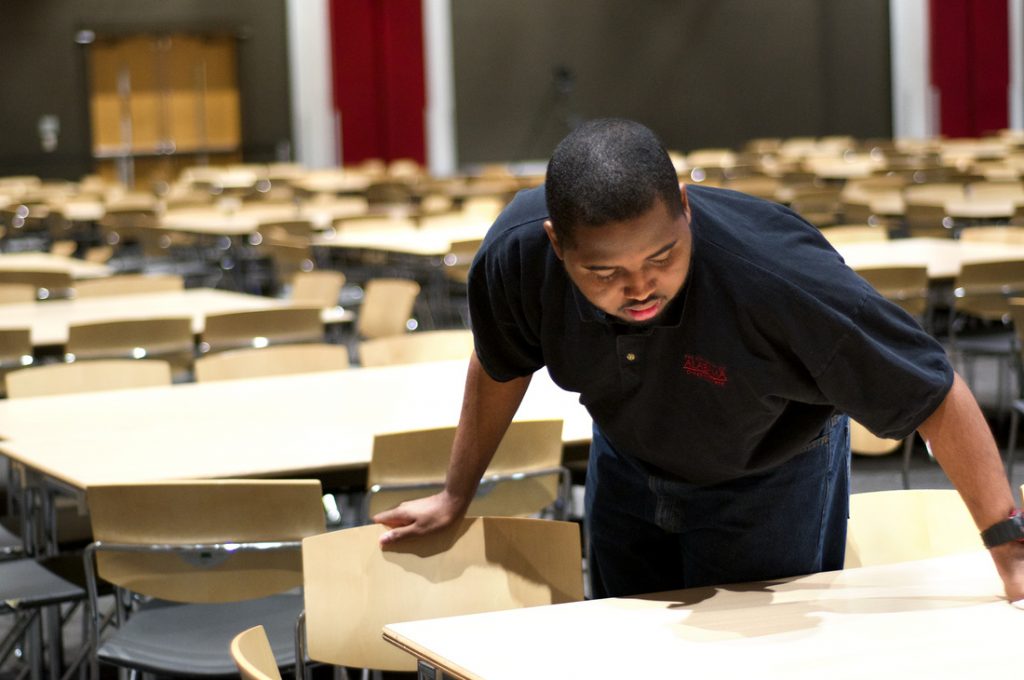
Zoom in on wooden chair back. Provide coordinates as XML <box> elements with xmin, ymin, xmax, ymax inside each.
<box><xmin>443</xmin><ymin>238</ymin><xmax>483</xmax><ymax>284</ymax></box>
<box><xmin>849</xmin><ymin>419</ymin><xmax>902</xmax><ymax>456</ymax></box>
<box><xmin>302</xmin><ymin>517</ymin><xmax>583</xmax><ymax>672</ymax></box>
<box><xmin>954</xmin><ymin>259</ymin><xmax>1024</xmax><ymax>322</ymax></box>
<box><xmin>855</xmin><ymin>265</ymin><xmax>930</xmax><ymax>318</ymax></box>
<box><xmin>0</xmin><ymin>270</ymin><xmax>73</xmax><ymax>299</ymax></box>
<box><xmin>5</xmin><ymin>359</ymin><xmax>172</xmax><ymax>399</ymax></box>
<box><xmin>0</xmin><ymin>328</ymin><xmax>33</xmax><ymax>367</ymax></box>
<box><xmin>958</xmin><ymin>226</ymin><xmax>1024</xmax><ymax>244</ymax></box>
<box><xmin>356</xmin><ymin>278</ymin><xmax>420</xmax><ymax>339</ymax></box>
<box><xmin>0</xmin><ymin>283</ymin><xmax>36</xmax><ymax>303</ymax></box>
<box><xmin>66</xmin><ymin>317</ymin><xmax>194</xmax><ymax>366</ymax></box>
<box><xmin>844</xmin><ymin>489</ymin><xmax>983</xmax><ymax>568</ymax></box>
<box><xmin>230</xmin><ymin>626</ymin><xmax>283</xmax><ymax>680</ymax></box>
<box><xmin>359</xmin><ymin>329</ymin><xmax>474</xmax><ymax>368</ymax></box>
<box><xmin>819</xmin><ymin>225</ymin><xmax>889</xmax><ymax>245</ymax></box>
<box><xmin>366</xmin><ymin>419</ymin><xmax>566</xmax><ymax>520</ymax></box>
<box><xmin>73</xmin><ymin>274</ymin><xmax>184</xmax><ymax>298</ymax></box>
<box><xmin>291</xmin><ymin>270</ymin><xmax>345</xmax><ymax>308</ymax></box>
<box><xmin>86</xmin><ymin>480</ymin><xmax>325</xmax><ymax>603</ymax></box>
<box><xmin>194</xmin><ymin>343</ymin><xmax>349</xmax><ymax>382</ymax></box>
<box><xmin>201</xmin><ymin>307</ymin><xmax>324</xmax><ymax>354</ymax></box>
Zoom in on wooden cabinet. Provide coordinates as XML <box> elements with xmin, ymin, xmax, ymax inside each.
<box><xmin>88</xmin><ymin>34</ymin><xmax>241</xmax><ymax>186</ymax></box>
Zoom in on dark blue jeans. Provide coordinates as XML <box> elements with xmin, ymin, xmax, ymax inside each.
<box><xmin>585</xmin><ymin>415</ymin><xmax>850</xmax><ymax>598</ymax></box>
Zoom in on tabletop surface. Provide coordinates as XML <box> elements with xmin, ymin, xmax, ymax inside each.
<box><xmin>314</xmin><ymin>221</ymin><xmax>489</xmax><ymax>256</ymax></box>
<box><xmin>0</xmin><ymin>253</ymin><xmax>111</xmax><ymax>279</ymax></box>
<box><xmin>835</xmin><ymin>237</ymin><xmax>1024</xmax><ymax>278</ymax></box>
<box><xmin>0</xmin><ymin>360</ymin><xmax>591</xmax><ymax>490</ymax></box>
<box><xmin>384</xmin><ymin>550</ymin><xmax>1017</xmax><ymax>679</ymax></box>
<box><xmin>0</xmin><ymin>288</ymin><xmax>290</xmax><ymax>346</ymax></box>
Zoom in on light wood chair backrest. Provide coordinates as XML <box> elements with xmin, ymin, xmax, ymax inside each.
<box><xmin>359</xmin><ymin>329</ymin><xmax>474</xmax><ymax>367</ymax></box>
<box><xmin>0</xmin><ymin>328</ymin><xmax>33</xmax><ymax>367</ymax></box>
<box><xmin>194</xmin><ymin>343</ymin><xmax>350</xmax><ymax>382</ymax></box>
<box><xmin>0</xmin><ymin>270</ymin><xmax>73</xmax><ymax>299</ymax></box>
<box><xmin>73</xmin><ymin>273</ymin><xmax>184</xmax><ymax>298</ymax></box>
<box><xmin>0</xmin><ymin>283</ymin><xmax>36</xmax><ymax>303</ymax></box>
<box><xmin>958</xmin><ymin>225</ymin><xmax>1024</xmax><ymax>244</ymax></box>
<box><xmin>855</xmin><ymin>265</ymin><xmax>930</xmax><ymax>318</ymax></box>
<box><xmin>954</xmin><ymin>259</ymin><xmax>1024</xmax><ymax>321</ymax></box>
<box><xmin>844</xmin><ymin>489</ymin><xmax>983</xmax><ymax>568</ymax></box>
<box><xmin>5</xmin><ymin>359</ymin><xmax>172</xmax><ymax>398</ymax></box>
<box><xmin>356</xmin><ymin>278</ymin><xmax>420</xmax><ymax>339</ymax></box>
<box><xmin>820</xmin><ymin>225</ymin><xmax>890</xmax><ymax>245</ymax></box>
<box><xmin>231</xmin><ymin>626</ymin><xmax>283</xmax><ymax>680</ymax></box>
<box><xmin>291</xmin><ymin>270</ymin><xmax>345</xmax><ymax>308</ymax></box>
<box><xmin>302</xmin><ymin>517</ymin><xmax>583</xmax><ymax>672</ymax></box>
<box><xmin>66</xmin><ymin>317</ymin><xmax>194</xmax><ymax>365</ymax></box>
<box><xmin>366</xmin><ymin>419</ymin><xmax>566</xmax><ymax>520</ymax></box>
<box><xmin>201</xmin><ymin>307</ymin><xmax>324</xmax><ymax>354</ymax></box>
<box><xmin>87</xmin><ymin>479</ymin><xmax>325</xmax><ymax>603</ymax></box>
<box><xmin>849</xmin><ymin>419</ymin><xmax>902</xmax><ymax>456</ymax></box>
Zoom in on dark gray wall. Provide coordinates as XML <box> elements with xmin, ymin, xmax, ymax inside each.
<box><xmin>0</xmin><ymin>0</ymin><xmax>291</xmax><ymax>180</ymax></box>
<box><xmin>451</xmin><ymin>0</ymin><xmax>892</xmax><ymax>163</ymax></box>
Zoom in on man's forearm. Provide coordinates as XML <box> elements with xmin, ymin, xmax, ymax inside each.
<box><xmin>443</xmin><ymin>352</ymin><xmax>533</xmax><ymax>509</ymax></box>
<box><xmin>917</xmin><ymin>372</ymin><xmax>1016</xmax><ymax>529</ymax></box>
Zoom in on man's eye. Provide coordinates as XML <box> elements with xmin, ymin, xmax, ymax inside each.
<box><xmin>595</xmin><ymin>271</ymin><xmax>617</xmax><ymax>282</ymax></box>
<box><xmin>649</xmin><ymin>256</ymin><xmax>671</xmax><ymax>267</ymax></box>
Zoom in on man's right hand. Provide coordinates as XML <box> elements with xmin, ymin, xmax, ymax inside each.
<box><xmin>373</xmin><ymin>491</ymin><xmax>467</xmax><ymax>546</ymax></box>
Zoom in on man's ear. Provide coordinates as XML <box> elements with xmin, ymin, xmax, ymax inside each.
<box><xmin>543</xmin><ymin>220</ymin><xmax>564</xmax><ymax>260</ymax></box>
<box><xmin>678</xmin><ymin>182</ymin><xmax>689</xmax><ymax>214</ymax></box>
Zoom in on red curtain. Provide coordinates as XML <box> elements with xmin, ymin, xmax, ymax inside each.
<box><xmin>329</xmin><ymin>0</ymin><xmax>426</xmax><ymax>165</ymax></box>
<box><xmin>930</xmin><ymin>0</ymin><xmax>1009</xmax><ymax>137</ymax></box>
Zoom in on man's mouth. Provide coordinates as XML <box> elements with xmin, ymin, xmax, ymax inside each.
<box><xmin>622</xmin><ymin>298</ymin><xmax>662</xmax><ymax>321</ymax></box>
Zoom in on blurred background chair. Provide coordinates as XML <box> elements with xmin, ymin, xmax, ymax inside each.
<box><xmin>194</xmin><ymin>343</ymin><xmax>350</xmax><ymax>382</ymax></box>
<box><xmin>355</xmin><ymin>278</ymin><xmax>420</xmax><ymax>340</ymax></box>
<box><xmin>844</xmin><ymin>489</ymin><xmax>983</xmax><ymax>568</ymax></box>
<box><xmin>0</xmin><ymin>270</ymin><xmax>73</xmax><ymax>300</ymax></box>
<box><xmin>64</xmin><ymin>317</ymin><xmax>195</xmax><ymax>378</ymax></box>
<box><xmin>5</xmin><ymin>359</ymin><xmax>171</xmax><ymax>399</ymax></box>
<box><xmin>359</xmin><ymin>329</ymin><xmax>474</xmax><ymax>367</ymax></box>
<box><xmin>72</xmin><ymin>273</ymin><xmax>184</xmax><ymax>298</ymax></box>
<box><xmin>363</xmin><ymin>419</ymin><xmax>569</xmax><ymax>523</ymax></box>
<box><xmin>199</xmin><ymin>306</ymin><xmax>324</xmax><ymax>354</ymax></box>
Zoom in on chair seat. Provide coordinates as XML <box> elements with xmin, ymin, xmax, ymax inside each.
<box><xmin>0</xmin><ymin>559</ymin><xmax>85</xmax><ymax>609</ymax></box>
<box><xmin>97</xmin><ymin>592</ymin><xmax>302</xmax><ymax>677</ymax></box>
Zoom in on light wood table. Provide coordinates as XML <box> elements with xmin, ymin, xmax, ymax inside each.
<box><xmin>160</xmin><ymin>203</ymin><xmax>373</xmax><ymax>235</ymax></box>
<box><xmin>0</xmin><ymin>288</ymin><xmax>298</xmax><ymax>347</ymax></box>
<box><xmin>0</xmin><ymin>253</ymin><xmax>111</xmax><ymax>279</ymax></box>
<box><xmin>315</xmin><ymin>222</ymin><xmax>489</xmax><ymax>258</ymax></box>
<box><xmin>384</xmin><ymin>550</ymin><xmax>1018</xmax><ymax>679</ymax></box>
<box><xmin>0</xmin><ymin>360</ymin><xmax>590</xmax><ymax>490</ymax></box>
<box><xmin>836</xmin><ymin>237</ymin><xmax>1024</xmax><ymax>279</ymax></box>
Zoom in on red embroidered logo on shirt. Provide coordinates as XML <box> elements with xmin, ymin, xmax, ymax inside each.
<box><xmin>683</xmin><ymin>354</ymin><xmax>728</xmax><ymax>387</ymax></box>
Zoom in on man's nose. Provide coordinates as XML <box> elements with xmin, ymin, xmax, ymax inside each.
<box><xmin>623</xmin><ymin>270</ymin><xmax>655</xmax><ymax>300</ymax></box>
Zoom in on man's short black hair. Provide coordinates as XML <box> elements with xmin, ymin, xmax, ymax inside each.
<box><xmin>545</xmin><ymin>118</ymin><xmax>683</xmax><ymax>247</ymax></box>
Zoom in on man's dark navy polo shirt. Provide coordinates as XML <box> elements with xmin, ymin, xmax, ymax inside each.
<box><xmin>467</xmin><ymin>184</ymin><xmax>953</xmax><ymax>485</ymax></box>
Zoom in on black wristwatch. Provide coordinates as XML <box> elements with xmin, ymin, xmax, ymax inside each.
<box><xmin>980</xmin><ymin>510</ymin><xmax>1024</xmax><ymax>549</ymax></box>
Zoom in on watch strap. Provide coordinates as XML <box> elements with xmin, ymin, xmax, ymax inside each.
<box><xmin>980</xmin><ymin>510</ymin><xmax>1024</xmax><ymax>549</ymax></box>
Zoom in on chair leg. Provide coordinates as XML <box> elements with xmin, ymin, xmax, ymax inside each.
<box><xmin>901</xmin><ymin>435</ymin><xmax>915</xmax><ymax>490</ymax></box>
<box><xmin>1007</xmin><ymin>406</ymin><xmax>1020</xmax><ymax>486</ymax></box>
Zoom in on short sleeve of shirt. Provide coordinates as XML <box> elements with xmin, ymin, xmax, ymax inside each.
<box><xmin>467</xmin><ymin>228</ymin><xmax>547</xmax><ymax>382</ymax></box>
<box><xmin>812</xmin><ymin>287</ymin><xmax>953</xmax><ymax>440</ymax></box>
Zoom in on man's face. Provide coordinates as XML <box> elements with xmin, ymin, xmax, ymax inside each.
<box><xmin>544</xmin><ymin>193</ymin><xmax>692</xmax><ymax>326</ymax></box>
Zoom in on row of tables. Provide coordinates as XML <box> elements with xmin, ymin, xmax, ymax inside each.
<box><xmin>2</xmin><ymin>233</ymin><xmax>1021</xmax><ymax>676</ymax></box>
